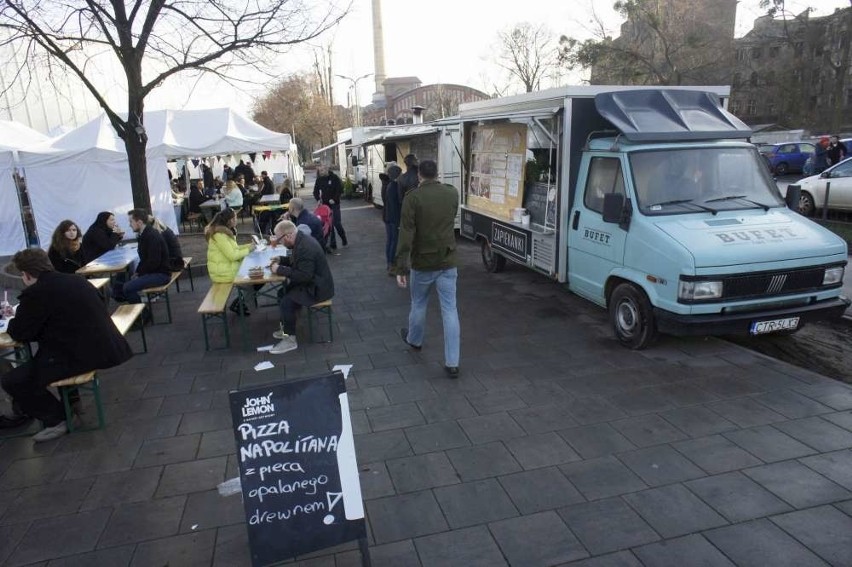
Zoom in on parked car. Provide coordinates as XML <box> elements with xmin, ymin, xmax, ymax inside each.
<box><xmin>759</xmin><ymin>142</ymin><xmax>815</xmax><ymax>175</ymax></box>
<box><xmin>794</xmin><ymin>156</ymin><xmax>852</xmax><ymax>215</ymax></box>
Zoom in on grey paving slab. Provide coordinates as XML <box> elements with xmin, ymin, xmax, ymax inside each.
<box><xmin>773</xmin><ymin>417</ymin><xmax>852</xmax><ymax>452</ymax></box>
<box><xmin>211</xmin><ymin>525</ymin><xmax>251</xmax><ymax>567</ymax></box>
<box><xmin>180</xmin><ymin>489</ymin><xmax>245</xmax><ymax>532</ymax></box>
<box><xmin>793</xmin><ymin>383</ymin><xmax>852</xmax><ymax>411</ymax></box>
<box><xmin>743</xmin><ymin>460</ymin><xmax>852</xmax><ymax>509</ymax></box>
<box><xmin>656</xmin><ymin>382</ymin><xmax>721</xmax><ymax>406</ymax></box>
<box><xmin>347</xmin><ymin>386</ymin><xmax>390</xmax><ymax>411</ymax></box>
<box><xmin>693</xmin><ymin>374</ymin><xmax>765</xmax><ymax>398</ymax></box>
<box><xmin>632</xmin><ymin>534</ymin><xmax>735</xmax><ymax>566</ymax></box>
<box><xmin>799</xmin><ymin>449</ymin><xmax>852</xmax><ymax>491</ymax></box>
<box><xmin>672</xmin><ymin>434</ymin><xmax>764</xmax><ymax>475</ymax></box>
<box><xmin>434</xmin><ymin>478</ymin><xmax>518</xmax><ymax>528</ymax></box>
<box><xmin>446</xmin><ymin>441</ymin><xmax>522</xmax><ymax>481</ymax></box>
<box><xmin>617</xmin><ymin>445</ymin><xmax>706</xmax><ymax>487</ymax></box>
<box><xmin>80</xmin><ymin>467</ymin><xmax>163</xmax><ymax>510</ymax></box>
<box><xmin>562</xmin><ymin>551</ymin><xmax>642</xmax><ymax>566</ymax></box>
<box><xmin>771</xmin><ymin>505</ymin><xmax>852</xmax><ymax>566</ymax></box>
<box><xmin>367</xmin><ymin>402</ymin><xmax>425</xmax><ymax>431</ymax></box>
<box><xmin>0</xmin><ymin>523</ymin><xmax>28</xmax><ymax>566</ymax></box>
<box><xmin>197</xmin><ymin>428</ymin><xmax>238</xmax><ymax>459</ymax></box>
<box><xmin>559</xmin><ymin>455</ymin><xmax>648</xmax><ymax>501</ymax></box>
<box><xmin>503</xmin><ymin>431</ymin><xmax>581</xmax><ymax>469</ymax></box>
<box><xmin>508</xmin><ymin>403</ymin><xmax>578</xmax><ymax>434</ymax></box>
<box><xmin>466</xmin><ymin>391</ymin><xmax>527</xmax><ymax>414</ymax></box>
<box><xmin>558</xmin><ymin>497</ymin><xmax>659</xmax><ymax>555</ymax></box>
<box><xmin>177</xmin><ymin>408</ymin><xmax>233</xmax><ymax>435</ymax></box>
<box><xmin>685</xmin><ymin>471</ymin><xmax>792</xmax><ymax>522</ymax></box>
<box><xmin>498</xmin><ymin>466</ymin><xmax>585</xmax><ymax>514</ymax></box>
<box><xmin>610</xmin><ymin>414</ymin><xmax>688</xmax><ymax>447</ymax></box>
<box><xmin>751</xmin><ymin>389</ymin><xmax>835</xmax><ymax>419</ymax></box>
<box><xmin>561</xmin><ymin>396</ymin><xmax>627</xmax><ymax>425</ymax></box>
<box><xmin>704</xmin><ymin>518</ymin><xmax>829</xmax><ymax>567</ymax></box>
<box><xmin>659</xmin><ymin>406</ymin><xmax>738</xmax><ymax>438</ymax></box>
<box><xmin>416</xmin><ymin>395</ymin><xmax>478</xmax><ymax>423</ymax></box>
<box><xmin>5</xmin><ymin>509</ymin><xmax>111</xmax><ymax>567</ymax></box>
<box><xmin>98</xmin><ymin>495</ymin><xmax>186</xmax><ymax>547</ymax></box>
<box><xmin>490</xmin><ymin>510</ymin><xmax>589</xmax><ymax>565</ymax></box>
<box><xmin>354</xmin><ymin>430</ymin><xmax>413</xmax><ymax>463</ymax></box>
<box><xmin>384</xmin><ymin>381</ymin><xmax>437</xmax><ymax>404</ymax></box>
<box><xmin>557</xmin><ymin>423</ymin><xmax>637</xmax><ymax>459</ymax></box>
<box><xmin>366</xmin><ymin>490</ymin><xmax>449</xmax><ymax>544</ymax></box>
<box><xmin>623</xmin><ymin>484</ymin><xmax>728</xmax><ymax>538</ymax></box>
<box><xmin>607</xmin><ymin>387</ymin><xmax>678</xmax><ymax>415</ymax></box>
<box><xmin>706</xmin><ymin>397</ymin><xmax>787</xmax><ymax>428</ymax></box>
<box><xmin>0</xmin><ymin>478</ymin><xmax>94</xmax><ymax>525</ymax></box>
<box><xmin>133</xmin><ymin>433</ymin><xmax>201</xmax><ymax>468</ymax></box>
<box><xmin>45</xmin><ymin>545</ymin><xmax>135</xmax><ymax>567</ymax></box>
<box><xmin>404</xmin><ymin>420</ymin><xmax>471</xmax><ymax>454</ymax></box>
<box><xmin>0</xmin><ymin>454</ymin><xmax>77</xmax><ymax>490</ymax></box>
<box><xmin>155</xmin><ymin>456</ymin><xmax>227</xmax><ymax>498</ymax></box>
<box><xmin>158</xmin><ymin>391</ymin><xmax>215</xmax><ymax>416</ymax></box>
<box><xmin>458</xmin><ymin>412</ymin><xmax>525</xmax><ymax>444</ymax></box>
<box><xmin>822</xmin><ymin>410</ymin><xmax>852</xmax><ymax>431</ymax></box>
<box><xmin>358</xmin><ymin>461</ymin><xmax>396</xmax><ymax>500</ymax></box>
<box><xmin>723</xmin><ymin>425</ymin><xmax>817</xmax><ymax>462</ymax></box>
<box><xmin>386</xmin><ymin>452</ymin><xmax>460</xmax><ymax>493</ymax></box>
<box><xmin>414</xmin><ymin>525</ymin><xmax>507</xmax><ymax>567</ymax></box>
<box><xmin>130</xmin><ymin>530</ymin><xmax>216</xmax><ymax>567</ymax></box>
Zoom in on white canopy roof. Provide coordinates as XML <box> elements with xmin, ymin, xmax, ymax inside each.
<box><xmin>0</xmin><ymin>120</ymin><xmax>48</xmax><ymax>151</ymax></box>
<box><xmin>18</xmin><ymin>108</ymin><xmax>291</xmax><ymax>166</ymax></box>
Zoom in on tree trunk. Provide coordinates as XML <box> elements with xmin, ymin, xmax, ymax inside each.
<box><xmin>121</xmin><ymin>96</ymin><xmax>152</xmax><ymax>212</ymax></box>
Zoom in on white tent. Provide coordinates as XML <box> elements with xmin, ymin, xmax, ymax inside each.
<box><xmin>0</xmin><ymin>121</ymin><xmax>49</xmax><ymax>255</ymax></box>
<box><xmin>17</xmin><ymin>108</ymin><xmax>291</xmax><ymax>247</ymax></box>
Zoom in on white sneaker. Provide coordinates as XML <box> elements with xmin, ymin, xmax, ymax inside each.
<box><xmin>270</xmin><ymin>336</ymin><xmax>298</xmax><ymax>354</ymax></box>
<box><xmin>32</xmin><ymin>420</ymin><xmax>69</xmax><ymax>443</ymax></box>
<box><xmin>273</xmin><ymin>329</ymin><xmax>287</xmax><ymax>340</ymax></box>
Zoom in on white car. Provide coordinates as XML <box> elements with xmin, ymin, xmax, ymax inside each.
<box><xmin>794</xmin><ymin>156</ymin><xmax>852</xmax><ymax>216</ymax></box>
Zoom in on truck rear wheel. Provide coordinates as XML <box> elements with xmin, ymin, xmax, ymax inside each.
<box><xmin>481</xmin><ymin>239</ymin><xmax>506</xmax><ymax>273</ymax></box>
<box><xmin>609</xmin><ymin>283</ymin><xmax>657</xmax><ymax>349</ymax></box>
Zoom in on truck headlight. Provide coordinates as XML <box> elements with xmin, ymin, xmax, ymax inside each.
<box><xmin>678</xmin><ymin>280</ymin><xmax>723</xmax><ymax>301</ymax></box>
<box><xmin>823</xmin><ymin>266</ymin><xmax>845</xmax><ymax>286</ymax></box>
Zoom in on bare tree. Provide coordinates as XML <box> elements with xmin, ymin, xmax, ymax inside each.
<box><xmin>561</xmin><ymin>0</ymin><xmax>735</xmax><ymax>86</ymax></box>
<box><xmin>252</xmin><ymin>71</ymin><xmax>350</xmax><ymax>159</ymax></box>
<box><xmin>496</xmin><ymin>22</ymin><xmax>562</xmax><ymax>93</ymax></box>
<box><xmin>0</xmin><ymin>0</ymin><xmax>348</xmax><ymax>211</ymax></box>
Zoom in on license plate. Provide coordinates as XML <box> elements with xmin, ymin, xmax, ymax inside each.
<box><xmin>750</xmin><ymin>317</ymin><xmax>800</xmax><ymax>335</ymax></box>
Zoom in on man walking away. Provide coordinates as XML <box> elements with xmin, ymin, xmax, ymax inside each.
<box><xmin>313</xmin><ymin>165</ymin><xmax>348</xmax><ymax>249</ymax></box>
<box><xmin>0</xmin><ymin>249</ymin><xmax>132</xmax><ymax>441</ymax></box>
<box><xmin>384</xmin><ymin>164</ymin><xmax>403</xmax><ymax>274</ymax></box>
<box><xmin>398</xmin><ymin>153</ymin><xmax>419</xmax><ymax>199</ymax></box>
<box><xmin>393</xmin><ymin>160</ymin><xmax>460</xmax><ymax>378</ymax></box>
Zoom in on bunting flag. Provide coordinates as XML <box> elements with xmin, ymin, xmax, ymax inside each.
<box><xmin>263</xmin><ymin>150</ymin><xmax>272</xmax><ymax>160</ymax></box>
<box><xmin>191</xmin><ymin>158</ymin><xmax>200</xmax><ymax>168</ymax></box>
<box><xmin>216</xmin><ymin>156</ymin><xmax>222</xmax><ymax>163</ymax></box>
<box><xmin>249</xmin><ymin>152</ymin><xmax>257</xmax><ymax>162</ymax></box>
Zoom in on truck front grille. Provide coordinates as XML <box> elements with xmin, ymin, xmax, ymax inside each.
<box><xmin>722</xmin><ymin>267</ymin><xmax>825</xmax><ymax>299</ymax></box>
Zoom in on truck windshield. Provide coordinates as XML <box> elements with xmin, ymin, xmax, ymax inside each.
<box><xmin>629</xmin><ymin>147</ymin><xmax>785</xmax><ymax>215</ymax></box>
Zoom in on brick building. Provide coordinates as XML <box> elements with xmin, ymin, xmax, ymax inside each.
<box><xmin>362</xmin><ymin>77</ymin><xmax>489</xmax><ymax>126</ymax></box>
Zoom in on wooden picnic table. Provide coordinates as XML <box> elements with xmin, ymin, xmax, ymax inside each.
<box><xmin>257</xmin><ymin>194</ymin><xmax>280</xmax><ymax>204</ymax></box>
<box><xmin>233</xmin><ymin>246</ymin><xmax>291</xmax><ymax>349</ymax></box>
<box><xmin>76</xmin><ymin>243</ymin><xmax>139</xmax><ymax>278</ymax></box>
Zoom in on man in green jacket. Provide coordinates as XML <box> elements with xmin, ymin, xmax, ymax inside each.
<box><xmin>393</xmin><ymin>160</ymin><xmax>460</xmax><ymax>378</ymax></box>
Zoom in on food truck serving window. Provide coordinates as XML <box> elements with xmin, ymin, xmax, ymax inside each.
<box><xmin>467</xmin><ymin>122</ymin><xmax>527</xmax><ymax>218</ymax></box>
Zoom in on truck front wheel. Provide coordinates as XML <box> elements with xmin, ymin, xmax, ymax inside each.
<box><xmin>609</xmin><ymin>283</ymin><xmax>657</xmax><ymax>349</ymax></box>
<box><xmin>481</xmin><ymin>239</ymin><xmax>506</xmax><ymax>273</ymax></box>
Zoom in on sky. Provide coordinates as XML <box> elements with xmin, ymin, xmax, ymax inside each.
<box><xmin>147</xmin><ymin>0</ymin><xmax>850</xmax><ymax>112</ymax></box>
<box><xmin>2</xmin><ymin>0</ymin><xmax>850</xmax><ymax>133</ymax></box>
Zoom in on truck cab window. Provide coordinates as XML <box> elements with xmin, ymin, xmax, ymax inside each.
<box><xmin>584</xmin><ymin>157</ymin><xmax>625</xmax><ymax>214</ymax></box>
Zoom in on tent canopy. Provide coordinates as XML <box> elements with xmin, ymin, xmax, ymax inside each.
<box><xmin>19</xmin><ymin>108</ymin><xmax>291</xmax><ymax>166</ymax></box>
<box><xmin>0</xmin><ymin>120</ymin><xmax>48</xmax><ymax>151</ymax></box>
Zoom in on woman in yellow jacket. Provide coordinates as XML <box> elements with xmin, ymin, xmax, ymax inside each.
<box><xmin>205</xmin><ymin>208</ymin><xmax>255</xmax><ymax>315</ymax></box>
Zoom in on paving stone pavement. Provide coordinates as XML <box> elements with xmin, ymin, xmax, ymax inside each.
<box><xmin>2</xmin><ymin>196</ymin><xmax>852</xmax><ymax>566</ymax></box>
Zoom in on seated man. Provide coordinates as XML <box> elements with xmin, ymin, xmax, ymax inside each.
<box><xmin>0</xmin><ymin>249</ymin><xmax>132</xmax><ymax>442</ymax></box>
<box><xmin>114</xmin><ymin>209</ymin><xmax>172</xmax><ymax>305</ymax></box>
<box><xmin>268</xmin><ymin>220</ymin><xmax>334</xmax><ymax>354</ymax></box>
<box><xmin>274</xmin><ymin>197</ymin><xmax>323</xmax><ymax>246</ymax></box>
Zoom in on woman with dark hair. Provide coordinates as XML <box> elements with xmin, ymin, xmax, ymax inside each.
<box><xmin>81</xmin><ymin>211</ymin><xmax>125</xmax><ymax>263</ymax></box>
<box><xmin>205</xmin><ymin>208</ymin><xmax>255</xmax><ymax>315</ymax></box>
<box><xmin>47</xmin><ymin>220</ymin><xmax>85</xmax><ymax>274</ymax></box>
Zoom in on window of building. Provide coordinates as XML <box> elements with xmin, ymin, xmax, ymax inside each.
<box><xmin>769</xmin><ymin>45</ymin><xmax>779</xmax><ymax>58</ymax></box>
<box><xmin>793</xmin><ymin>69</ymin><xmax>802</xmax><ymax>82</ymax></box>
<box><xmin>750</xmin><ymin>72</ymin><xmax>759</xmax><ymax>87</ymax></box>
<box><xmin>730</xmin><ymin>100</ymin><xmax>741</xmax><ymax>114</ymax></box>
<box><xmin>736</xmin><ymin>49</ymin><xmax>746</xmax><ymax>61</ymax></box>
<box><xmin>746</xmin><ymin>100</ymin><xmax>756</xmax><ymax>115</ymax></box>
<box><xmin>751</xmin><ymin>46</ymin><xmax>762</xmax><ymax>58</ymax></box>
<box><xmin>732</xmin><ymin>73</ymin><xmax>741</xmax><ymax>87</ymax></box>
<box><xmin>767</xmin><ymin>102</ymin><xmax>777</xmax><ymax>116</ymax></box>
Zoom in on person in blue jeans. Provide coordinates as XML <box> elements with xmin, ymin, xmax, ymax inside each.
<box><xmin>392</xmin><ymin>160</ymin><xmax>460</xmax><ymax>378</ymax></box>
<box><xmin>382</xmin><ymin>164</ymin><xmax>403</xmax><ymax>275</ymax></box>
<box><xmin>114</xmin><ymin>209</ymin><xmax>171</xmax><ymax>305</ymax></box>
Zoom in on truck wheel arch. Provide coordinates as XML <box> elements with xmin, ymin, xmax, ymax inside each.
<box><xmin>477</xmin><ymin>234</ymin><xmax>506</xmax><ymax>273</ymax></box>
<box><xmin>607</xmin><ymin>279</ymin><xmax>658</xmax><ymax>349</ymax></box>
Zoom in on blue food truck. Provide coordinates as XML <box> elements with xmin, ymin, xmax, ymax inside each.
<box><xmin>458</xmin><ymin>86</ymin><xmax>849</xmax><ymax>349</ymax></box>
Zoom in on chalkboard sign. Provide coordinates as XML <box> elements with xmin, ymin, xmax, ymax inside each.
<box><xmin>229</xmin><ymin>372</ymin><xmax>366</xmax><ymax>567</ymax></box>
<box><xmin>523</xmin><ymin>181</ymin><xmax>556</xmax><ymax>228</ymax></box>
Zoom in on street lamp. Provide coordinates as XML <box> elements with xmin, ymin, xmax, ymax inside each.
<box><xmin>336</xmin><ymin>73</ymin><xmax>373</xmax><ymax>127</ymax></box>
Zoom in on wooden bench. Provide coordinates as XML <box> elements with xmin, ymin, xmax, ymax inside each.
<box><xmin>307</xmin><ymin>299</ymin><xmax>334</xmax><ymax>343</ymax></box>
<box><xmin>112</xmin><ymin>303</ymin><xmax>148</xmax><ymax>354</ymax></box>
<box><xmin>175</xmin><ymin>256</ymin><xmax>195</xmax><ymax>293</ymax></box>
<box><xmin>141</xmin><ymin>270</ymin><xmax>183</xmax><ymax>324</ymax></box>
<box><xmin>47</xmin><ymin>304</ymin><xmax>146</xmax><ymax>434</ymax></box>
<box><xmin>88</xmin><ymin>277</ymin><xmax>110</xmax><ymax>305</ymax></box>
<box><xmin>198</xmin><ymin>283</ymin><xmax>233</xmax><ymax>350</ymax></box>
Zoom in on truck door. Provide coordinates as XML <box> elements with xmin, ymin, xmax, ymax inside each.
<box><xmin>567</xmin><ymin>156</ymin><xmax>629</xmax><ymax>303</ymax></box>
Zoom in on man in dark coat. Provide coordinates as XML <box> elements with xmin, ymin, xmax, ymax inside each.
<box><xmin>275</xmin><ymin>197</ymin><xmax>323</xmax><ymax>246</ymax></box>
<box><xmin>0</xmin><ymin>249</ymin><xmax>133</xmax><ymax>441</ymax></box>
<box><xmin>393</xmin><ymin>159</ymin><xmax>460</xmax><ymax>378</ymax></box>
<box><xmin>383</xmin><ymin>164</ymin><xmax>403</xmax><ymax>273</ymax></box>
<box><xmin>398</xmin><ymin>153</ymin><xmax>420</xmax><ymax>199</ymax></box>
<box><xmin>260</xmin><ymin>171</ymin><xmax>275</xmax><ymax>195</ymax></box>
<box><xmin>115</xmin><ymin>209</ymin><xmax>172</xmax><ymax>304</ymax></box>
<box><xmin>269</xmin><ymin>220</ymin><xmax>334</xmax><ymax>353</ymax></box>
<box><xmin>313</xmin><ymin>165</ymin><xmax>348</xmax><ymax>249</ymax></box>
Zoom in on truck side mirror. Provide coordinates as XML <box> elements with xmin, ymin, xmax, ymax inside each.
<box><xmin>785</xmin><ymin>184</ymin><xmax>801</xmax><ymax>211</ymax></box>
<box><xmin>602</xmin><ymin>192</ymin><xmax>625</xmax><ymax>224</ymax></box>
